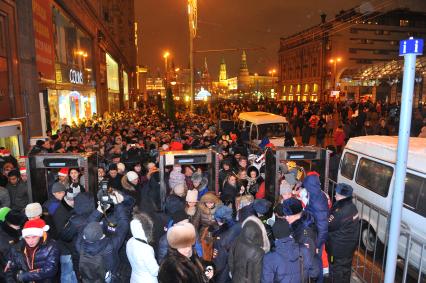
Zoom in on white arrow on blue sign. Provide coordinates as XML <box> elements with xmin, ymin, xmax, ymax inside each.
<box><xmin>399</xmin><ymin>38</ymin><xmax>424</xmax><ymax>56</ymax></box>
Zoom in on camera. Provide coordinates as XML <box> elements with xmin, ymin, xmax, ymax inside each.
<box><xmin>98</xmin><ymin>179</ymin><xmax>114</xmax><ymax>207</ymax></box>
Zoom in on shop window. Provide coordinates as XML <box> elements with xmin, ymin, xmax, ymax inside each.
<box><xmin>400</xmin><ymin>19</ymin><xmax>409</xmax><ymax>27</ymax></box>
<box><xmin>355</xmin><ymin>158</ymin><xmax>393</xmax><ymax>197</ymax></box>
<box><xmin>341</xmin><ymin>152</ymin><xmax>358</xmax><ymax>180</ymax></box>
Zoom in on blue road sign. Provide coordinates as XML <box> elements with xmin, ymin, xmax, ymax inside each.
<box><xmin>399</xmin><ymin>38</ymin><xmax>424</xmax><ymax>56</ymax></box>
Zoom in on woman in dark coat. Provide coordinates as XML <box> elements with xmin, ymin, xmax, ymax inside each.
<box><xmin>228</xmin><ymin>215</ymin><xmax>270</xmax><ymax>283</ymax></box>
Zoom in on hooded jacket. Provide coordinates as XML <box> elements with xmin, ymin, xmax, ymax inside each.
<box><xmin>126</xmin><ymin>219</ymin><xmax>159</xmax><ymax>283</ymax></box>
<box><xmin>262</xmin><ymin>237</ymin><xmax>302</xmax><ymax>283</ymax></box>
<box><xmin>302</xmin><ymin>175</ymin><xmax>329</xmax><ymax>249</ymax></box>
<box><xmin>228</xmin><ymin>216</ymin><xmax>270</xmax><ymax>283</ymax></box>
<box><xmin>198</xmin><ymin>192</ymin><xmax>222</xmax><ymax>229</ymax></box>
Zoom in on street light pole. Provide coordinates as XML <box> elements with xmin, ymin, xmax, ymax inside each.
<box><xmin>188</xmin><ymin>0</ymin><xmax>197</xmax><ymax>113</ymax></box>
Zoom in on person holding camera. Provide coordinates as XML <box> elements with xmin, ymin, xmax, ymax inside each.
<box><xmin>75</xmin><ymin>189</ymin><xmax>129</xmax><ymax>283</ymax></box>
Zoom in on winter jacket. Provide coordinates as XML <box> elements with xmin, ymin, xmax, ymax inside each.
<box><xmin>261</xmin><ymin>237</ymin><xmax>302</xmax><ymax>283</ymax></box>
<box><xmin>121</xmin><ymin>175</ymin><xmax>140</xmax><ymax>204</ymax></box>
<box><xmin>199</xmin><ymin>192</ymin><xmax>222</xmax><ymax>230</ymax></box>
<box><xmin>108</xmin><ymin>173</ymin><xmax>124</xmax><ymax>191</ymax></box>
<box><xmin>6</xmin><ymin>237</ymin><xmax>60</xmax><ymax>283</ymax></box>
<box><xmin>228</xmin><ymin>216</ymin><xmax>270</xmax><ymax>283</ymax></box>
<box><xmin>75</xmin><ymin>203</ymin><xmax>129</xmax><ymax>278</ymax></box>
<box><xmin>303</xmin><ymin>175</ymin><xmax>329</xmax><ymax>249</ymax></box>
<box><xmin>127</xmin><ymin>220</ymin><xmax>159</xmax><ymax>283</ymax></box>
<box><xmin>213</xmin><ymin>221</ymin><xmax>242</xmax><ymax>283</ymax></box>
<box><xmin>168</xmin><ymin>167</ymin><xmax>186</xmax><ymax>190</ymax></box>
<box><xmin>6</xmin><ymin>180</ymin><xmax>28</xmax><ymax>211</ymax></box>
<box><xmin>0</xmin><ymin>222</ymin><xmax>21</xmax><ymax>281</ymax></box>
<box><xmin>186</xmin><ymin>205</ymin><xmax>201</xmax><ymax>231</ymax></box>
<box><xmin>158</xmin><ymin>248</ymin><xmax>205</xmax><ymax>283</ymax></box>
<box><xmin>195</xmin><ymin>177</ymin><xmax>209</xmax><ymax>200</ymax></box>
<box><xmin>0</xmin><ymin>186</ymin><xmax>10</xmax><ymax>208</ymax></box>
<box><xmin>290</xmin><ymin>212</ymin><xmax>321</xmax><ymax>281</ymax></box>
<box><xmin>221</xmin><ymin>182</ymin><xmax>238</xmax><ymax>204</ymax></box>
<box><xmin>326</xmin><ymin>196</ymin><xmax>360</xmax><ymax>259</ymax></box>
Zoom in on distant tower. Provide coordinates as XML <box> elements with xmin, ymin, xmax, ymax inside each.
<box><xmin>238</xmin><ymin>50</ymin><xmax>250</xmax><ymax>91</ymax></box>
<box><xmin>219</xmin><ymin>58</ymin><xmax>227</xmax><ymax>82</ymax></box>
<box><xmin>201</xmin><ymin>57</ymin><xmax>211</xmax><ymax>90</ymax></box>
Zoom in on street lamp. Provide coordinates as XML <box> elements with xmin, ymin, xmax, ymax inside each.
<box><xmin>188</xmin><ymin>0</ymin><xmax>197</xmax><ymax>113</ymax></box>
<box><xmin>163</xmin><ymin>51</ymin><xmax>170</xmax><ymax>77</ymax></box>
<box><xmin>329</xmin><ymin>57</ymin><xmax>342</xmax><ymax>90</ymax></box>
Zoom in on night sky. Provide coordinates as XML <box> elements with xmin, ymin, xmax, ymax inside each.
<box><xmin>134</xmin><ymin>0</ymin><xmax>419</xmax><ymax>78</ymax></box>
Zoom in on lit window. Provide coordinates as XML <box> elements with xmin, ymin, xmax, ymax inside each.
<box><xmin>400</xmin><ymin>19</ymin><xmax>409</xmax><ymax>27</ymax></box>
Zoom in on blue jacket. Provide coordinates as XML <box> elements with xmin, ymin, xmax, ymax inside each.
<box><xmin>213</xmin><ymin>221</ymin><xmax>242</xmax><ymax>283</ymax></box>
<box><xmin>303</xmin><ymin>175</ymin><xmax>329</xmax><ymax>249</ymax></box>
<box><xmin>6</xmin><ymin>238</ymin><xmax>60</xmax><ymax>283</ymax></box>
<box><xmin>262</xmin><ymin>237</ymin><xmax>301</xmax><ymax>283</ymax></box>
<box><xmin>75</xmin><ymin>203</ymin><xmax>129</xmax><ymax>275</ymax></box>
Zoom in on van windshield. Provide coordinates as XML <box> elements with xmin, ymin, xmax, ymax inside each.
<box><xmin>258</xmin><ymin>123</ymin><xmax>287</xmax><ymax>139</ymax></box>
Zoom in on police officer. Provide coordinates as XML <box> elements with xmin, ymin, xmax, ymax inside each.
<box><xmin>326</xmin><ymin>183</ymin><xmax>360</xmax><ymax>283</ymax></box>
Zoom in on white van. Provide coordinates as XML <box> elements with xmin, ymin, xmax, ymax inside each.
<box><xmin>237</xmin><ymin>112</ymin><xmax>288</xmax><ymax>148</ymax></box>
<box><xmin>337</xmin><ymin>136</ymin><xmax>426</xmax><ymax>272</ymax></box>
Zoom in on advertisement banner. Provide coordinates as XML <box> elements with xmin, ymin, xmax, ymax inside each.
<box><xmin>32</xmin><ymin>0</ymin><xmax>55</xmax><ymax>81</ymax></box>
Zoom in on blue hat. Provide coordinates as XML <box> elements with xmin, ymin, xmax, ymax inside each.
<box><xmin>214</xmin><ymin>205</ymin><xmax>233</xmax><ymax>223</ymax></box>
<box><xmin>335</xmin><ymin>183</ymin><xmax>353</xmax><ymax>197</ymax></box>
<box><xmin>282</xmin><ymin>198</ymin><xmax>303</xmax><ymax>216</ymax></box>
<box><xmin>253</xmin><ymin>199</ymin><xmax>272</xmax><ymax>215</ymax></box>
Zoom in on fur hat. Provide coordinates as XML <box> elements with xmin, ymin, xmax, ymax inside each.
<box><xmin>191</xmin><ymin>172</ymin><xmax>203</xmax><ymax>184</ymax></box>
<box><xmin>280</xmin><ymin>180</ymin><xmax>293</xmax><ymax>195</ymax></box>
<box><xmin>22</xmin><ymin>218</ymin><xmax>49</xmax><ymax>238</ymax></box>
<box><xmin>185</xmin><ymin>189</ymin><xmax>198</xmax><ymax>203</ymax></box>
<box><xmin>169</xmin><ymin>166</ymin><xmax>186</xmax><ymax>190</ymax></box>
<box><xmin>335</xmin><ymin>183</ymin><xmax>353</xmax><ymax>197</ymax></box>
<box><xmin>167</xmin><ymin>222</ymin><xmax>196</xmax><ymax>249</ymax></box>
<box><xmin>25</xmin><ymin>203</ymin><xmax>43</xmax><ymax>218</ymax></box>
<box><xmin>52</xmin><ymin>182</ymin><xmax>67</xmax><ymax>193</ymax></box>
<box><xmin>173</xmin><ymin>183</ymin><xmax>186</xmax><ymax>197</ymax></box>
<box><xmin>126</xmin><ymin>171</ymin><xmax>139</xmax><ymax>182</ymax></box>
<box><xmin>284</xmin><ymin>173</ymin><xmax>297</xmax><ymax>186</ymax></box>
<box><xmin>282</xmin><ymin>198</ymin><xmax>303</xmax><ymax>216</ymax></box>
<box><xmin>117</xmin><ymin>163</ymin><xmax>126</xmax><ymax>172</ymax></box>
<box><xmin>200</xmin><ymin>191</ymin><xmax>220</xmax><ymax>204</ymax></box>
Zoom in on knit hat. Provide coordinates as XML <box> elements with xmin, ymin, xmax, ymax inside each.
<box><xmin>169</xmin><ymin>166</ymin><xmax>185</xmax><ymax>190</ymax></box>
<box><xmin>272</xmin><ymin>218</ymin><xmax>292</xmax><ymax>239</ymax></box>
<box><xmin>83</xmin><ymin>222</ymin><xmax>104</xmax><ymax>242</ymax></box>
<box><xmin>52</xmin><ymin>182</ymin><xmax>67</xmax><ymax>193</ymax></box>
<box><xmin>171</xmin><ymin>209</ymin><xmax>188</xmax><ymax>224</ymax></box>
<box><xmin>191</xmin><ymin>172</ymin><xmax>203</xmax><ymax>184</ymax></box>
<box><xmin>58</xmin><ymin>168</ymin><xmax>68</xmax><ymax>177</ymax></box>
<box><xmin>25</xmin><ymin>203</ymin><xmax>42</xmax><ymax>218</ymax></box>
<box><xmin>19</xmin><ymin>167</ymin><xmax>27</xmax><ymax>175</ymax></box>
<box><xmin>284</xmin><ymin>173</ymin><xmax>297</xmax><ymax>186</ymax></box>
<box><xmin>280</xmin><ymin>180</ymin><xmax>293</xmax><ymax>195</ymax></box>
<box><xmin>5</xmin><ymin>210</ymin><xmax>26</xmax><ymax>226</ymax></box>
<box><xmin>173</xmin><ymin>183</ymin><xmax>186</xmax><ymax>197</ymax></box>
<box><xmin>282</xmin><ymin>198</ymin><xmax>303</xmax><ymax>216</ymax></box>
<box><xmin>117</xmin><ymin>163</ymin><xmax>126</xmax><ymax>172</ymax></box>
<box><xmin>0</xmin><ymin>207</ymin><xmax>11</xmax><ymax>222</ymax></box>
<box><xmin>186</xmin><ymin>189</ymin><xmax>198</xmax><ymax>203</ymax></box>
<box><xmin>22</xmin><ymin>218</ymin><xmax>49</xmax><ymax>238</ymax></box>
<box><xmin>126</xmin><ymin>171</ymin><xmax>139</xmax><ymax>182</ymax></box>
<box><xmin>167</xmin><ymin>222</ymin><xmax>196</xmax><ymax>249</ymax></box>
<box><xmin>253</xmin><ymin>199</ymin><xmax>272</xmax><ymax>215</ymax></box>
<box><xmin>214</xmin><ymin>205</ymin><xmax>233</xmax><ymax>223</ymax></box>
<box><xmin>335</xmin><ymin>183</ymin><xmax>353</xmax><ymax>197</ymax></box>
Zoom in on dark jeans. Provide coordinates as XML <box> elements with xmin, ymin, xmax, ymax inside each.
<box><xmin>328</xmin><ymin>255</ymin><xmax>353</xmax><ymax>283</ymax></box>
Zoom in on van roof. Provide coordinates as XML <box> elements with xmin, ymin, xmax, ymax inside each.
<box><xmin>346</xmin><ymin>136</ymin><xmax>426</xmax><ymax>173</ymax></box>
<box><xmin>238</xmin><ymin>112</ymin><xmax>288</xmax><ymax>125</ymax></box>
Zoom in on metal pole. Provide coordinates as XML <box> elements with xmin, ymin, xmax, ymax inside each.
<box><xmin>190</xmin><ymin>35</ymin><xmax>194</xmax><ymax>113</ymax></box>
<box><xmin>384</xmin><ymin>50</ymin><xmax>418</xmax><ymax>283</ymax></box>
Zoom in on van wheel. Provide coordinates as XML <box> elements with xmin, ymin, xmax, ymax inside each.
<box><xmin>361</xmin><ymin>222</ymin><xmax>384</xmax><ymax>257</ymax></box>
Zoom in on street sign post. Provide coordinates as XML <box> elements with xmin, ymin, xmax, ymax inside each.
<box><xmin>384</xmin><ymin>37</ymin><xmax>424</xmax><ymax>283</ymax></box>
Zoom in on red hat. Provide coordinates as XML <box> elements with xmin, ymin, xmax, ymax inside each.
<box><xmin>0</xmin><ymin>149</ymin><xmax>10</xmax><ymax>156</ymax></box>
<box><xmin>58</xmin><ymin>168</ymin><xmax>68</xmax><ymax>177</ymax></box>
<box><xmin>22</xmin><ymin>218</ymin><xmax>49</xmax><ymax>238</ymax></box>
<box><xmin>20</xmin><ymin>167</ymin><xmax>27</xmax><ymax>175</ymax></box>
<box><xmin>19</xmin><ymin>156</ymin><xmax>28</xmax><ymax>159</ymax></box>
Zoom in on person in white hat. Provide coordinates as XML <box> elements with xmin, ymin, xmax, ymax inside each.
<box><xmin>25</xmin><ymin>202</ymin><xmax>43</xmax><ymax>220</ymax></box>
<box><xmin>185</xmin><ymin>189</ymin><xmax>201</xmax><ymax>231</ymax></box>
<box><xmin>121</xmin><ymin>171</ymin><xmax>140</xmax><ymax>202</ymax></box>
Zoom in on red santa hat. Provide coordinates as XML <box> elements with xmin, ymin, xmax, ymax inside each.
<box><xmin>22</xmin><ymin>218</ymin><xmax>49</xmax><ymax>238</ymax></box>
<box><xmin>0</xmin><ymin>149</ymin><xmax>10</xmax><ymax>156</ymax></box>
<box><xmin>58</xmin><ymin>168</ymin><xmax>69</xmax><ymax>177</ymax></box>
<box><xmin>20</xmin><ymin>167</ymin><xmax>27</xmax><ymax>175</ymax></box>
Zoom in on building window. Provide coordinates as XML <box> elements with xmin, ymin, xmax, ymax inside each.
<box><xmin>375</xmin><ymin>30</ymin><xmax>383</xmax><ymax>35</ymax></box>
<box><xmin>349</xmin><ymin>48</ymin><xmax>357</xmax><ymax>54</ymax></box>
<box><xmin>400</xmin><ymin>19</ymin><xmax>409</xmax><ymax>27</ymax></box>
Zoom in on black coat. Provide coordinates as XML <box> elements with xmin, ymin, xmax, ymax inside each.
<box><xmin>0</xmin><ymin>223</ymin><xmax>20</xmax><ymax>281</ymax></box>
<box><xmin>6</xmin><ymin>237</ymin><xmax>60</xmax><ymax>283</ymax></box>
<box><xmin>326</xmin><ymin>196</ymin><xmax>360</xmax><ymax>258</ymax></box>
<box><xmin>158</xmin><ymin>248</ymin><xmax>205</xmax><ymax>283</ymax></box>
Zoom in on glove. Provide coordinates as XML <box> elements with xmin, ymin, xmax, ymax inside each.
<box><xmin>112</xmin><ymin>191</ymin><xmax>124</xmax><ymax>204</ymax></box>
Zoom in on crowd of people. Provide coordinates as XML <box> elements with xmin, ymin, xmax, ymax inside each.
<box><xmin>0</xmin><ymin>99</ymin><xmax>424</xmax><ymax>283</ymax></box>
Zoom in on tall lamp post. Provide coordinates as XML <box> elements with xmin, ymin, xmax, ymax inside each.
<box><xmin>188</xmin><ymin>0</ymin><xmax>197</xmax><ymax>113</ymax></box>
<box><xmin>163</xmin><ymin>51</ymin><xmax>170</xmax><ymax>81</ymax></box>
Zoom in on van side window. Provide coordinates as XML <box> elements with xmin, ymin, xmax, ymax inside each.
<box><xmin>355</xmin><ymin>158</ymin><xmax>393</xmax><ymax>197</ymax></box>
<box><xmin>250</xmin><ymin>125</ymin><xmax>258</xmax><ymax>140</ymax></box>
<box><xmin>340</xmin><ymin>152</ymin><xmax>358</xmax><ymax>180</ymax></box>
<box><xmin>403</xmin><ymin>173</ymin><xmax>426</xmax><ymax>217</ymax></box>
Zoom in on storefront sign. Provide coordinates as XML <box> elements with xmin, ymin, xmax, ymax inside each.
<box><xmin>32</xmin><ymin>0</ymin><xmax>55</xmax><ymax>81</ymax></box>
<box><xmin>69</xmin><ymin>69</ymin><xmax>84</xmax><ymax>84</ymax></box>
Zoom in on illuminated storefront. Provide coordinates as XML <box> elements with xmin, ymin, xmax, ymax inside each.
<box><xmin>47</xmin><ymin>6</ymin><xmax>96</xmax><ymax>131</ymax></box>
<box><xmin>106</xmin><ymin>53</ymin><xmax>120</xmax><ymax>112</ymax></box>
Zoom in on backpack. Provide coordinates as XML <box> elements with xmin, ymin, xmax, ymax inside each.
<box><xmin>79</xmin><ymin>250</ymin><xmax>108</xmax><ymax>283</ymax></box>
